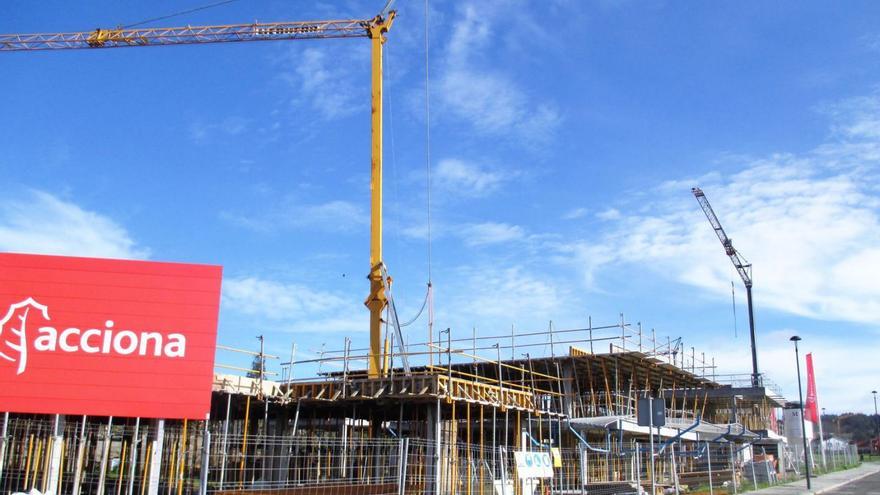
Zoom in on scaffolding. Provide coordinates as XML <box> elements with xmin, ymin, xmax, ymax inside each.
<box><xmin>0</xmin><ymin>316</ymin><xmax>803</xmax><ymax>495</ymax></box>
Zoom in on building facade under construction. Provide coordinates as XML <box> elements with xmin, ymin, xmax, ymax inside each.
<box><xmin>0</xmin><ymin>316</ymin><xmax>806</xmax><ymax>495</ymax></box>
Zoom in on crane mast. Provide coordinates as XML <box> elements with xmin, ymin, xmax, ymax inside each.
<box><xmin>692</xmin><ymin>187</ymin><xmax>761</xmax><ymax>387</ymax></box>
<box><xmin>2</xmin><ymin>12</ymin><xmax>397</xmax><ymax>378</ymax></box>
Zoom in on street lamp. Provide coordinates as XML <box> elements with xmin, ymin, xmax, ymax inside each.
<box><xmin>791</xmin><ymin>335</ymin><xmax>812</xmax><ymax>490</ymax></box>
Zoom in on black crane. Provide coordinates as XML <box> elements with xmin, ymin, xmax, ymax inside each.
<box><xmin>692</xmin><ymin>187</ymin><xmax>762</xmax><ymax>387</ymax></box>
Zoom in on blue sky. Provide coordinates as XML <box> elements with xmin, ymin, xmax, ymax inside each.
<box><xmin>1</xmin><ymin>1</ymin><xmax>879</xmax><ymax>413</ymax></box>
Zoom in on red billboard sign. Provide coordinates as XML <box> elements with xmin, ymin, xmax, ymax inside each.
<box><xmin>0</xmin><ymin>253</ymin><xmax>222</xmax><ymax>419</ymax></box>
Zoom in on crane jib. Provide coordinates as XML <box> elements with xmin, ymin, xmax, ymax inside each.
<box><xmin>0</xmin><ymin>20</ymin><xmax>372</xmax><ymax>51</ymax></box>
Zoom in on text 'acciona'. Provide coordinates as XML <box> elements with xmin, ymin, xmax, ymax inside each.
<box><xmin>33</xmin><ymin>320</ymin><xmax>186</xmax><ymax>357</ymax></box>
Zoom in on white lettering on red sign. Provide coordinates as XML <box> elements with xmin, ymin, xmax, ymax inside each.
<box><xmin>1</xmin><ymin>297</ymin><xmax>186</xmax><ymax>376</ymax></box>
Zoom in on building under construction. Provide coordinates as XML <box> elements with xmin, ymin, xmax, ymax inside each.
<box><xmin>0</xmin><ymin>316</ymin><xmax>803</xmax><ymax>495</ymax></box>
<box><xmin>1</xmin><ymin>5</ymin><xmax>860</xmax><ymax>495</ymax></box>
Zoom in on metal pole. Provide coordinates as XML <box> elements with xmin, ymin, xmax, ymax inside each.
<box><xmin>73</xmin><ymin>415</ymin><xmax>88</xmax><ymax>495</ymax></box>
<box><xmin>751</xmin><ymin>447</ymin><xmax>758</xmax><ymax>491</ymax></box>
<box><xmin>730</xmin><ymin>443</ymin><xmax>737</xmax><ymax>495</ymax></box>
<box><xmin>588</xmin><ymin>316</ymin><xmax>593</xmax><ymax>354</ymax></box>
<box><xmin>499</xmin><ymin>447</ymin><xmax>509</xmax><ymax>495</ymax></box>
<box><xmin>670</xmin><ymin>441</ymin><xmax>680</xmax><ymax>495</ymax></box>
<box><xmin>0</xmin><ymin>412</ymin><xmax>8</xmax><ymax>485</ymax></box>
<box><xmin>634</xmin><ymin>441</ymin><xmax>641</xmax><ymax>494</ymax></box>
<box><xmin>649</xmin><ymin>396</ymin><xmax>656</xmax><ymax>495</ymax></box>
<box><xmin>46</xmin><ymin>414</ymin><xmax>64</xmax><ymax>494</ymax></box>
<box><xmin>434</xmin><ymin>398</ymin><xmax>442</xmax><ymax>495</ymax></box>
<box><xmin>818</xmin><ymin>406</ymin><xmax>827</xmax><ymax>471</ymax></box>
<box><xmin>147</xmin><ymin>419</ymin><xmax>165</xmax><ymax>495</ymax></box>
<box><xmin>199</xmin><ymin>420</ymin><xmax>211</xmax><ymax>495</ymax></box>
<box><xmin>873</xmin><ymin>391</ymin><xmax>879</xmax><ymax>454</ymax></box>
<box><xmin>792</xmin><ymin>337</ymin><xmax>811</xmax><ymax>489</ymax></box>
<box><xmin>578</xmin><ymin>445</ymin><xmax>587</xmax><ymax>495</ymax></box>
<box><xmin>219</xmin><ymin>394</ymin><xmax>231</xmax><ymax>488</ymax></box>
<box><xmin>706</xmin><ymin>442</ymin><xmax>714</xmax><ymax>495</ymax></box>
<box><xmin>97</xmin><ymin>416</ymin><xmax>114</xmax><ymax>495</ymax></box>
<box><xmin>397</xmin><ymin>437</ymin><xmax>409</xmax><ymax>495</ymax></box>
<box><xmin>127</xmin><ymin>417</ymin><xmax>140</xmax><ymax>495</ymax></box>
<box><xmin>447</xmin><ymin>328</ymin><xmax>452</xmax><ymax>383</ymax></box>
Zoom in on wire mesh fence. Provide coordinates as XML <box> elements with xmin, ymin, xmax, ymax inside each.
<box><xmin>0</xmin><ymin>413</ymin><xmax>865</xmax><ymax>495</ymax></box>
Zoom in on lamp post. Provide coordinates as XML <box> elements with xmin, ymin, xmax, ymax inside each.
<box><xmin>791</xmin><ymin>336</ymin><xmax>811</xmax><ymax>490</ymax></box>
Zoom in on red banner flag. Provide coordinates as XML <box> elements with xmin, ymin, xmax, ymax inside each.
<box><xmin>0</xmin><ymin>252</ymin><xmax>222</xmax><ymax>419</ymax></box>
<box><xmin>805</xmin><ymin>352</ymin><xmax>820</xmax><ymax>423</ymax></box>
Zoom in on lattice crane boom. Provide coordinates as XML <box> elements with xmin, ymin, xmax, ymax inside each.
<box><xmin>692</xmin><ymin>187</ymin><xmax>761</xmax><ymax>387</ymax></box>
<box><xmin>692</xmin><ymin>187</ymin><xmax>752</xmax><ymax>287</ymax></box>
<box><xmin>0</xmin><ymin>19</ymin><xmax>377</xmax><ymax>51</ymax></box>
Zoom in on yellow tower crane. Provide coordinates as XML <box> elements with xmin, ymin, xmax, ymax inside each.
<box><xmin>0</xmin><ymin>11</ymin><xmax>396</xmax><ymax>378</ymax></box>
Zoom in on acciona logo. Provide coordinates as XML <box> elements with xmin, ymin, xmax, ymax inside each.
<box><xmin>0</xmin><ymin>297</ymin><xmax>187</xmax><ymax>376</ymax></box>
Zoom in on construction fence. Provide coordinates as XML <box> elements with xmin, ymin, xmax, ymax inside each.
<box><xmin>3</xmin><ymin>414</ymin><xmax>862</xmax><ymax>495</ymax></box>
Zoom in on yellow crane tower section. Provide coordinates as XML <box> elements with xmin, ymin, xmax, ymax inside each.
<box><xmin>0</xmin><ymin>12</ymin><xmax>396</xmax><ymax>378</ymax></box>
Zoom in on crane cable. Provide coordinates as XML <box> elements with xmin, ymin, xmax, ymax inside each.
<box><xmin>424</xmin><ymin>0</ymin><xmax>435</xmax><ymax>365</ymax></box>
<box><xmin>384</xmin><ymin>39</ymin><xmax>426</xmax><ymax>330</ymax></box>
<box><xmin>123</xmin><ymin>0</ymin><xmax>243</xmax><ymax>28</ymax></box>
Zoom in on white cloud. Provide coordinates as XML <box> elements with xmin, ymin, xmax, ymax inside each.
<box><xmin>460</xmin><ymin>222</ymin><xmax>525</xmax><ymax>246</ymax></box>
<box><xmin>441</xmin><ymin>265</ymin><xmax>566</xmax><ymax>330</ymax></box>
<box><xmin>434</xmin><ymin>158</ymin><xmax>510</xmax><ymax>197</ymax></box>
<box><xmin>708</xmin><ymin>330</ymin><xmax>878</xmax><ymax>414</ymax></box>
<box><xmin>0</xmin><ymin>189</ymin><xmax>148</xmax><ymax>259</ymax></box>
<box><xmin>562</xmin><ymin>208</ymin><xmax>588</xmax><ymax>220</ymax></box>
<box><xmin>437</xmin><ymin>4</ymin><xmax>561</xmax><ymax>142</ymax></box>
<box><xmin>223</xmin><ymin>198</ymin><xmax>368</xmax><ymax>234</ymax></box>
<box><xmin>280</xmin><ymin>46</ymin><xmax>364</xmax><ymax>120</ymax></box>
<box><xmin>596</xmin><ymin>208</ymin><xmax>621</xmax><ymax>221</ymax></box>
<box><xmin>223</xmin><ymin>276</ymin><xmax>364</xmax><ymax>333</ymax></box>
<box><xmin>189</xmin><ymin>116</ymin><xmax>250</xmax><ymax>143</ymax></box>
<box><xmin>555</xmin><ymin>93</ymin><xmax>880</xmax><ymax>324</ymax></box>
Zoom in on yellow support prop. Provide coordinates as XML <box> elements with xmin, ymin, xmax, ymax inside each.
<box><xmin>32</xmin><ymin>438</ymin><xmax>43</xmax><ymax>490</ymax></box>
<box><xmin>467</xmin><ymin>402</ymin><xmax>472</xmax><ymax>495</ymax></box>
<box><xmin>451</xmin><ymin>400</ymin><xmax>457</xmax><ymax>495</ymax></box>
<box><xmin>58</xmin><ymin>439</ymin><xmax>66</xmax><ymax>494</ymax></box>
<box><xmin>479</xmin><ymin>405</ymin><xmax>484</xmax><ymax>495</ymax></box>
<box><xmin>140</xmin><ymin>444</ymin><xmax>152</xmax><ymax>495</ymax></box>
<box><xmin>24</xmin><ymin>434</ymin><xmax>34</xmax><ymax>488</ymax></box>
<box><xmin>178</xmin><ymin>419</ymin><xmax>187</xmax><ymax>495</ymax></box>
<box><xmin>167</xmin><ymin>442</ymin><xmax>177</xmax><ymax>492</ymax></box>
<box><xmin>117</xmin><ymin>439</ymin><xmax>127</xmax><ymax>495</ymax></box>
